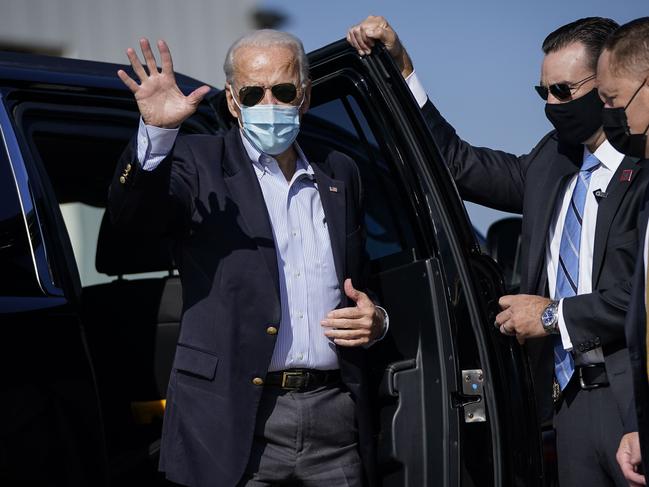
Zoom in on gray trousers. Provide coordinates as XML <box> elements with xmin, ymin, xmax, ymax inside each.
<box><xmin>554</xmin><ymin>380</ymin><xmax>627</xmax><ymax>487</ymax></box>
<box><xmin>238</xmin><ymin>384</ymin><xmax>364</xmax><ymax>486</ymax></box>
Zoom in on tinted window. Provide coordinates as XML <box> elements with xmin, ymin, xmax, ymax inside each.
<box><xmin>0</xmin><ymin>144</ymin><xmax>41</xmax><ymax>295</ymax></box>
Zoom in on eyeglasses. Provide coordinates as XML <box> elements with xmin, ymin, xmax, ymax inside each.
<box><xmin>237</xmin><ymin>83</ymin><xmax>299</xmax><ymax>107</ymax></box>
<box><xmin>534</xmin><ymin>74</ymin><xmax>596</xmax><ymax>101</ymax></box>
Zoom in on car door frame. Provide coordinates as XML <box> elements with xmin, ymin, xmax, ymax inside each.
<box><xmin>304</xmin><ymin>39</ymin><xmax>543</xmax><ymax>487</ymax></box>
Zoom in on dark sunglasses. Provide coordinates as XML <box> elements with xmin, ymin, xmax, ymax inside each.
<box><xmin>534</xmin><ymin>74</ymin><xmax>596</xmax><ymax>101</ymax></box>
<box><xmin>238</xmin><ymin>83</ymin><xmax>299</xmax><ymax>107</ymax></box>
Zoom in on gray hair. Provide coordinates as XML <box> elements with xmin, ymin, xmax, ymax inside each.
<box><xmin>223</xmin><ymin>29</ymin><xmax>310</xmax><ymax>86</ymax></box>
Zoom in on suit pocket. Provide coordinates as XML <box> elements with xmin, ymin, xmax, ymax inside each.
<box><xmin>174</xmin><ymin>343</ymin><xmax>219</xmax><ymax>380</ymax></box>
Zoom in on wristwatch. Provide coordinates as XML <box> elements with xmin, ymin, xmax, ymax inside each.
<box><xmin>541</xmin><ymin>300</ymin><xmax>560</xmax><ymax>335</ymax></box>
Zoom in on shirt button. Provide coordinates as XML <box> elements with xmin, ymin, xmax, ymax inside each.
<box><xmin>292</xmin><ymin>231</ymin><xmax>298</xmax><ymax>237</ymax></box>
<box><xmin>296</xmin><ymin>353</ymin><xmax>304</xmax><ymax>360</ymax></box>
<box><xmin>295</xmin><ymin>272</ymin><xmax>301</xmax><ymax>277</ymax></box>
<box><xmin>266</xmin><ymin>326</ymin><xmax>278</xmax><ymax>335</ymax></box>
<box><xmin>297</xmin><ymin>312</ymin><xmax>304</xmax><ymax>319</ymax></box>
<box><xmin>252</xmin><ymin>377</ymin><xmax>264</xmax><ymax>386</ymax></box>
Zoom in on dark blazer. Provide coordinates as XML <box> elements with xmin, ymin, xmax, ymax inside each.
<box><xmin>108</xmin><ymin>127</ymin><xmax>376</xmax><ymax>487</ymax></box>
<box><xmin>624</xmin><ymin>185</ymin><xmax>649</xmax><ymax>472</ymax></box>
<box><xmin>421</xmin><ymin>100</ymin><xmax>648</xmax><ymax>422</ymax></box>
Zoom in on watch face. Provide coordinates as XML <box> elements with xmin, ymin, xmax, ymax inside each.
<box><xmin>542</xmin><ymin>307</ymin><xmax>554</xmax><ymax>327</ymax></box>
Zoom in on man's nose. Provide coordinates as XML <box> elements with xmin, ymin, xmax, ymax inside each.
<box><xmin>260</xmin><ymin>87</ymin><xmax>278</xmax><ymax>105</ymax></box>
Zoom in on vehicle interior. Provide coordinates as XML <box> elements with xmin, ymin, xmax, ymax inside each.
<box><xmin>1</xmin><ymin>44</ymin><xmax>537</xmax><ymax>487</ymax></box>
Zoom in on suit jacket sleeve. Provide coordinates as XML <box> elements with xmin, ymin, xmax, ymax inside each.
<box><xmin>107</xmin><ymin>136</ymin><xmax>198</xmax><ymax>236</ymax></box>
<box><xmin>421</xmin><ymin>100</ymin><xmax>543</xmax><ymax>214</ymax></box>
<box><xmin>562</xmin><ymin>282</ymin><xmax>632</xmax><ymax>350</ymax></box>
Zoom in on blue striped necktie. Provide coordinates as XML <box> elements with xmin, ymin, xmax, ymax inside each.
<box><xmin>553</xmin><ymin>153</ymin><xmax>600</xmax><ymax>390</ymax></box>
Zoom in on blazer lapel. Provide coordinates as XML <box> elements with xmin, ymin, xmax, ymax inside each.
<box><xmin>310</xmin><ymin>161</ymin><xmax>347</xmax><ymax>288</ymax></box>
<box><xmin>591</xmin><ymin>156</ymin><xmax>642</xmax><ymax>286</ymax></box>
<box><xmin>221</xmin><ymin>128</ymin><xmax>280</xmax><ymax>297</ymax></box>
<box><xmin>527</xmin><ymin>147</ymin><xmax>580</xmax><ymax>293</ymax></box>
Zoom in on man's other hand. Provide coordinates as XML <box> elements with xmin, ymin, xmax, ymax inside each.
<box><xmin>117</xmin><ymin>38</ymin><xmax>210</xmax><ymax>128</ymax></box>
<box><xmin>321</xmin><ymin>278</ymin><xmax>384</xmax><ymax>347</ymax></box>
<box><xmin>346</xmin><ymin>15</ymin><xmax>413</xmax><ymax>78</ymax></box>
<box><xmin>617</xmin><ymin>432</ymin><xmax>646</xmax><ymax>487</ymax></box>
<box><xmin>495</xmin><ymin>294</ymin><xmax>551</xmax><ymax>339</ymax></box>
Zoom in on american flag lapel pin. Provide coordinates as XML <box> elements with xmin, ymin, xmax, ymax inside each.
<box><xmin>620</xmin><ymin>169</ymin><xmax>633</xmax><ymax>182</ymax></box>
<box><xmin>329</xmin><ymin>185</ymin><xmax>338</xmax><ymax>193</ymax></box>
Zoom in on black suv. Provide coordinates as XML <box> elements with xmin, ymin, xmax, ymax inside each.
<box><xmin>0</xmin><ymin>40</ymin><xmax>541</xmax><ymax>487</ymax></box>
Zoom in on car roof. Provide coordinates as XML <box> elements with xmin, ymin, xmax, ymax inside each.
<box><xmin>0</xmin><ymin>50</ymin><xmax>215</xmax><ymax>94</ymax></box>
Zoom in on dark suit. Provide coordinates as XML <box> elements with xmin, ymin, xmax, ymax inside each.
<box><xmin>108</xmin><ymin>127</ymin><xmax>375</xmax><ymax>487</ymax></box>
<box><xmin>624</xmin><ymin>185</ymin><xmax>649</xmax><ymax>474</ymax></box>
<box><xmin>421</xmin><ymin>100</ymin><xmax>648</xmax><ymax>481</ymax></box>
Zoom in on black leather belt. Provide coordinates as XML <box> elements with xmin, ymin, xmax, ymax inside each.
<box><xmin>576</xmin><ymin>364</ymin><xmax>609</xmax><ymax>390</ymax></box>
<box><xmin>265</xmin><ymin>369</ymin><xmax>341</xmax><ymax>391</ymax></box>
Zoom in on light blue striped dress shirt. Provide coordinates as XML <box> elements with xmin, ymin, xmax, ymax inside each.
<box><xmin>135</xmin><ymin>120</ymin><xmax>360</xmax><ymax>371</ymax></box>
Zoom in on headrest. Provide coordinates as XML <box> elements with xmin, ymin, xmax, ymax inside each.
<box><xmin>95</xmin><ymin>210</ymin><xmax>175</xmax><ymax>276</ymax></box>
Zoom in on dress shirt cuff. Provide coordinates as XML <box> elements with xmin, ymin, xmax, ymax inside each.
<box><xmin>556</xmin><ymin>298</ymin><xmax>573</xmax><ymax>351</ymax></box>
<box><xmin>137</xmin><ymin>117</ymin><xmax>180</xmax><ymax>171</ymax></box>
<box><xmin>364</xmin><ymin>305</ymin><xmax>390</xmax><ymax>348</ymax></box>
<box><xmin>405</xmin><ymin>70</ymin><xmax>428</xmax><ymax>109</ymax></box>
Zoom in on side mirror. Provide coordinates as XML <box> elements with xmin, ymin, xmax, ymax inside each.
<box><xmin>486</xmin><ymin>217</ymin><xmax>523</xmax><ymax>292</ymax></box>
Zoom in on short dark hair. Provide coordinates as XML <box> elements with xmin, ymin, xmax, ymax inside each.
<box><xmin>542</xmin><ymin>17</ymin><xmax>619</xmax><ymax>72</ymax></box>
<box><xmin>604</xmin><ymin>17</ymin><xmax>649</xmax><ymax>77</ymax></box>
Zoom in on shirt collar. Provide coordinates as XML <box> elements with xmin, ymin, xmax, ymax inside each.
<box><xmin>239</xmin><ymin>129</ymin><xmax>314</xmax><ymax>179</ymax></box>
<box><xmin>584</xmin><ymin>139</ymin><xmax>625</xmax><ymax>173</ymax></box>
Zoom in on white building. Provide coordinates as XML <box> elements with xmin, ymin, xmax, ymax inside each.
<box><xmin>0</xmin><ymin>0</ymin><xmax>284</xmax><ymax>285</ymax></box>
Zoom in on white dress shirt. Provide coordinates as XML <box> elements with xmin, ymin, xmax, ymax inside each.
<box><xmin>546</xmin><ymin>141</ymin><xmax>624</xmax><ymax>362</ymax></box>
<box><xmin>134</xmin><ymin>120</ymin><xmax>387</xmax><ymax>371</ymax></box>
<box><xmin>405</xmin><ymin>72</ymin><xmax>625</xmax><ymax>361</ymax></box>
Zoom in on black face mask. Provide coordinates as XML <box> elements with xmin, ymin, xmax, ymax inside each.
<box><xmin>545</xmin><ymin>88</ymin><xmax>604</xmax><ymax>145</ymax></box>
<box><xmin>602</xmin><ymin>80</ymin><xmax>649</xmax><ymax>159</ymax></box>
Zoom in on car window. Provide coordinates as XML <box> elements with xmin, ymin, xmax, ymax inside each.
<box><xmin>0</xmin><ymin>143</ymin><xmax>42</xmax><ymax>296</ymax></box>
<box><xmin>11</xmin><ymin>98</ymin><xmax>215</xmax><ymax>287</ymax></box>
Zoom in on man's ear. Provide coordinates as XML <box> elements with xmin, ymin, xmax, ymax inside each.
<box><xmin>300</xmin><ymin>80</ymin><xmax>312</xmax><ymax>117</ymax></box>
<box><xmin>225</xmin><ymin>82</ymin><xmax>240</xmax><ymax>121</ymax></box>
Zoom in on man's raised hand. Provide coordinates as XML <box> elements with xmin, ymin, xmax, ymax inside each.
<box><xmin>117</xmin><ymin>39</ymin><xmax>210</xmax><ymax>128</ymax></box>
<box><xmin>346</xmin><ymin>15</ymin><xmax>413</xmax><ymax>78</ymax></box>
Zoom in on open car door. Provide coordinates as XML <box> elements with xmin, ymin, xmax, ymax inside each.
<box><xmin>298</xmin><ymin>40</ymin><xmax>544</xmax><ymax>487</ymax></box>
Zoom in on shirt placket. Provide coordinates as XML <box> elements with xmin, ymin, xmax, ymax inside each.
<box><xmin>285</xmin><ymin>177</ymin><xmax>310</xmax><ymax>367</ymax></box>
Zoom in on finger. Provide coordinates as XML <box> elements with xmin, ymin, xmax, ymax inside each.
<box><xmin>321</xmin><ymin>317</ymin><xmax>368</xmax><ymax>330</ymax></box>
<box><xmin>157</xmin><ymin>39</ymin><xmax>174</xmax><ymax>75</ymax></box>
<box><xmin>325</xmin><ymin>328</ymin><xmax>369</xmax><ymax>340</ymax></box>
<box><xmin>499</xmin><ymin>295</ymin><xmax>513</xmax><ymax>309</ymax></box>
<box><xmin>346</xmin><ymin>29</ymin><xmax>359</xmax><ymax>50</ymax></box>
<box><xmin>352</xmin><ymin>28</ymin><xmax>371</xmax><ymax>55</ymax></box>
<box><xmin>325</xmin><ymin>306</ymin><xmax>364</xmax><ymax>320</ymax></box>
<box><xmin>126</xmin><ymin>47</ymin><xmax>148</xmax><ymax>80</ymax></box>
<box><xmin>187</xmin><ymin>85</ymin><xmax>211</xmax><ymax>105</ymax></box>
<box><xmin>140</xmin><ymin>38</ymin><xmax>159</xmax><ymax>75</ymax></box>
<box><xmin>117</xmin><ymin>69</ymin><xmax>140</xmax><ymax>93</ymax></box>
<box><xmin>358</xmin><ymin>27</ymin><xmax>377</xmax><ymax>51</ymax></box>
<box><xmin>495</xmin><ymin>309</ymin><xmax>510</xmax><ymax>326</ymax></box>
<box><xmin>499</xmin><ymin>324</ymin><xmax>515</xmax><ymax>336</ymax></box>
<box><xmin>623</xmin><ymin>466</ymin><xmax>646</xmax><ymax>486</ymax></box>
<box><xmin>344</xmin><ymin>278</ymin><xmax>371</xmax><ymax>306</ymax></box>
<box><xmin>333</xmin><ymin>337</ymin><xmax>368</xmax><ymax>347</ymax></box>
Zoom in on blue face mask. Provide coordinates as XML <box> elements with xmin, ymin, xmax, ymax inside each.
<box><xmin>231</xmin><ymin>88</ymin><xmax>304</xmax><ymax>155</ymax></box>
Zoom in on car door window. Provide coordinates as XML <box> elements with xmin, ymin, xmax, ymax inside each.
<box><xmin>0</xmin><ymin>142</ymin><xmax>41</xmax><ymax>296</ymax></box>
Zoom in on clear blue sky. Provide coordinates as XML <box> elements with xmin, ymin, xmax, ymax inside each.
<box><xmin>261</xmin><ymin>0</ymin><xmax>646</xmax><ymax>234</ymax></box>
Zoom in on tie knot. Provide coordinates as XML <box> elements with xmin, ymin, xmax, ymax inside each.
<box><xmin>581</xmin><ymin>153</ymin><xmax>599</xmax><ymax>172</ymax></box>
